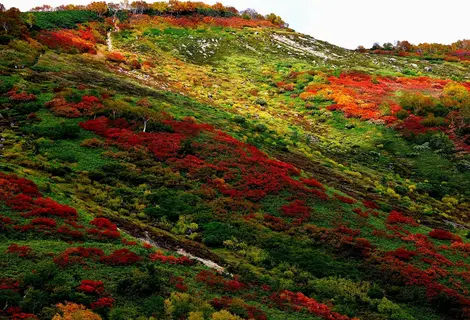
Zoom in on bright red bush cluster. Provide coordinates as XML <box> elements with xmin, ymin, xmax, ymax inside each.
<box><xmin>300</xmin><ymin>178</ymin><xmax>326</xmax><ymax>190</ymax></box>
<box><xmin>0</xmin><ymin>278</ymin><xmax>19</xmax><ymax>291</ymax></box>
<box><xmin>6</xmin><ymin>244</ymin><xmax>33</xmax><ymax>257</ymax></box>
<box><xmin>7</xmin><ymin>90</ymin><xmax>37</xmax><ymax>102</ymax></box>
<box><xmin>362</xmin><ymin>200</ymin><xmax>379</xmax><ymax>209</ymax></box>
<box><xmin>386</xmin><ymin>247</ymin><xmax>418</xmax><ymax>261</ymax></box>
<box><xmin>91</xmin><ymin>297</ymin><xmax>114</xmax><ymax>310</ymax></box>
<box><xmin>263</xmin><ymin>214</ymin><xmax>290</xmax><ymax>231</ymax></box>
<box><xmin>387</xmin><ymin>210</ymin><xmax>417</xmax><ymax>225</ymax></box>
<box><xmin>77</xmin><ymin>280</ymin><xmax>104</xmax><ymax>295</ymax></box>
<box><xmin>429</xmin><ymin>229</ymin><xmax>454</xmax><ymax>241</ymax></box>
<box><xmin>54</xmin><ymin>247</ymin><xmax>105</xmax><ymax>267</ymax></box>
<box><xmin>31</xmin><ymin>217</ymin><xmax>57</xmax><ymax>228</ymax></box>
<box><xmin>281</xmin><ymin>200</ymin><xmax>311</xmax><ymax>223</ymax></box>
<box><xmin>38</xmin><ymin>30</ymin><xmax>97</xmax><ymax>54</ymax></box>
<box><xmin>100</xmin><ymin>248</ymin><xmax>142</xmax><ymax>266</ymax></box>
<box><xmin>196</xmin><ymin>270</ymin><xmax>245</xmax><ymax>292</ymax></box>
<box><xmin>211</xmin><ymin>296</ymin><xmax>267</xmax><ymax>320</ymax></box>
<box><xmin>334</xmin><ymin>193</ymin><xmax>357</xmax><ymax>204</ymax></box>
<box><xmin>149</xmin><ymin>250</ymin><xmax>194</xmax><ymax>265</ymax></box>
<box><xmin>106</xmin><ymin>52</ymin><xmax>126</xmax><ymax>62</ymax></box>
<box><xmin>269</xmin><ymin>290</ymin><xmax>355</xmax><ymax>320</ymax></box>
<box><xmin>88</xmin><ymin>217</ymin><xmax>120</xmax><ymax>240</ymax></box>
<box><xmin>46</xmin><ymin>95</ymin><xmax>103</xmax><ymax>118</ymax></box>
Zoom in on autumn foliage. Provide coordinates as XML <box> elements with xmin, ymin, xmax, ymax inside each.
<box><xmin>38</xmin><ymin>29</ymin><xmax>97</xmax><ymax>54</ymax></box>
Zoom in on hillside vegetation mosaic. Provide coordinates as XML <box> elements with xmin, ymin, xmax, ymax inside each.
<box><xmin>0</xmin><ymin>1</ymin><xmax>470</xmax><ymax>320</ymax></box>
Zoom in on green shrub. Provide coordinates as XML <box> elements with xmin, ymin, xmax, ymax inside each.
<box><xmin>255</xmin><ymin>98</ymin><xmax>267</xmax><ymax>106</ymax></box>
<box><xmin>27</xmin><ymin>123</ymin><xmax>81</xmax><ymax>140</ymax></box>
<box><xmin>310</xmin><ymin>276</ymin><xmax>371</xmax><ymax>304</ymax></box>
<box><xmin>0</xmin><ymin>75</ymin><xmax>17</xmax><ymax>93</ymax></box>
<box><xmin>233</xmin><ymin>115</ymin><xmax>247</xmax><ymax>124</ymax></box>
<box><xmin>202</xmin><ymin>222</ymin><xmax>235</xmax><ymax>247</ymax></box>
<box><xmin>110</xmin><ymin>307</ymin><xmax>140</xmax><ymax>320</ymax></box>
<box><xmin>395</xmin><ymin>109</ymin><xmax>409</xmax><ymax>120</ymax></box>
<box><xmin>31</xmin><ymin>10</ymin><xmax>101</xmax><ymax>30</ymax></box>
<box><xmin>421</xmin><ymin>114</ymin><xmax>447</xmax><ymax>127</ymax></box>
<box><xmin>145</xmin><ymin>187</ymin><xmax>206</xmax><ymax>222</ymax></box>
<box><xmin>377</xmin><ymin>298</ymin><xmax>415</xmax><ymax>320</ymax></box>
<box><xmin>399</xmin><ymin>92</ymin><xmax>436</xmax><ymax>116</ymax></box>
<box><xmin>254</xmin><ymin>123</ymin><xmax>268</xmax><ymax>132</ymax></box>
<box><xmin>415</xmin><ymin>132</ymin><xmax>454</xmax><ymax>153</ymax></box>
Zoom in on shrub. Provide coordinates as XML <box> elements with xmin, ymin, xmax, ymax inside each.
<box><xmin>387</xmin><ymin>210</ymin><xmax>416</xmax><ymax>225</ymax></box>
<box><xmin>281</xmin><ymin>200</ymin><xmax>311</xmax><ymax>222</ymax></box>
<box><xmin>233</xmin><ymin>115</ymin><xmax>246</xmax><ymax>124</ymax></box>
<box><xmin>28</xmin><ymin>123</ymin><xmax>80</xmax><ymax>140</ymax></box>
<box><xmin>106</xmin><ymin>52</ymin><xmax>126</xmax><ymax>63</ymax></box>
<box><xmin>334</xmin><ymin>193</ymin><xmax>357</xmax><ymax>204</ymax></box>
<box><xmin>32</xmin><ymin>11</ymin><xmax>101</xmax><ymax>30</ymax></box>
<box><xmin>399</xmin><ymin>92</ymin><xmax>436</xmax><ymax>115</ymax></box>
<box><xmin>311</xmin><ymin>276</ymin><xmax>371</xmax><ymax>304</ymax></box>
<box><xmin>145</xmin><ymin>188</ymin><xmax>203</xmax><ymax>222</ymax></box>
<box><xmin>6</xmin><ymin>244</ymin><xmax>33</xmax><ymax>257</ymax></box>
<box><xmin>395</xmin><ymin>109</ymin><xmax>409</xmax><ymax>120</ymax></box>
<box><xmin>77</xmin><ymin>280</ymin><xmax>104</xmax><ymax>295</ymax></box>
<box><xmin>255</xmin><ymin>98</ymin><xmax>267</xmax><ymax>106</ymax></box>
<box><xmin>429</xmin><ymin>229</ymin><xmax>454</xmax><ymax>240</ymax></box>
<box><xmin>421</xmin><ymin>114</ymin><xmax>447</xmax><ymax>127</ymax></box>
<box><xmin>38</xmin><ymin>30</ymin><xmax>97</xmax><ymax>54</ymax></box>
<box><xmin>203</xmin><ymin>222</ymin><xmax>235</xmax><ymax>247</ymax></box>
<box><xmin>253</xmin><ymin>123</ymin><xmax>267</xmax><ymax>132</ymax></box>
<box><xmin>100</xmin><ymin>249</ymin><xmax>141</xmax><ymax>266</ymax></box>
<box><xmin>386</xmin><ymin>248</ymin><xmax>418</xmax><ymax>261</ymax></box>
<box><xmin>91</xmin><ymin>297</ymin><xmax>114</xmax><ymax>310</ymax></box>
<box><xmin>53</xmin><ymin>302</ymin><xmax>102</xmax><ymax>320</ymax></box>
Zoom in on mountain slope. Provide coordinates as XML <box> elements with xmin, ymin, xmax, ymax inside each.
<box><xmin>1</xmin><ymin>4</ymin><xmax>470</xmax><ymax>320</ymax></box>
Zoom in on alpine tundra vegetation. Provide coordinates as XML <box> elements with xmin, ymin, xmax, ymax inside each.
<box><xmin>0</xmin><ymin>1</ymin><xmax>470</xmax><ymax>320</ymax></box>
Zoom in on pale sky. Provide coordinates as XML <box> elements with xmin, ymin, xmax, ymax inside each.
<box><xmin>3</xmin><ymin>0</ymin><xmax>469</xmax><ymax>49</ymax></box>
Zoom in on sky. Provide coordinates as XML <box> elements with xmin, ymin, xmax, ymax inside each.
<box><xmin>2</xmin><ymin>0</ymin><xmax>469</xmax><ymax>49</ymax></box>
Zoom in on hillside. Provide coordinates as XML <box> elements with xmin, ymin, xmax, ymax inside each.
<box><xmin>1</xmin><ymin>2</ymin><xmax>470</xmax><ymax>320</ymax></box>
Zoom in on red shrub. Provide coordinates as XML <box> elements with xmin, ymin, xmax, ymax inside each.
<box><xmin>269</xmin><ymin>290</ymin><xmax>352</xmax><ymax>320</ymax></box>
<box><xmin>281</xmin><ymin>200</ymin><xmax>311</xmax><ymax>223</ymax></box>
<box><xmin>387</xmin><ymin>247</ymin><xmax>418</xmax><ymax>261</ymax></box>
<box><xmin>387</xmin><ymin>210</ymin><xmax>416</xmax><ymax>225</ymax></box>
<box><xmin>31</xmin><ymin>217</ymin><xmax>57</xmax><ymax>228</ymax></box>
<box><xmin>0</xmin><ymin>278</ymin><xmax>19</xmax><ymax>291</ymax></box>
<box><xmin>362</xmin><ymin>200</ymin><xmax>379</xmax><ymax>209</ymax></box>
<box><xmin>334</xmin><ymin>193</ymin><xmax>357</xmax><ymax>204</ymax></box>
<box><xmin>38</xmin><ymin>30</ymin><xmax>97</xmax><ymax>54</ymax></box>
<box><xmin>77</xmin><ymin>280</ymin><xmax>104</xmax><ymax>294</ymax></box>
<box><xmin>107</xmin><ymin>52</ymin><xmax>126</xmax><ymax>62</ymax></box>
<box><xmin>6</xmin><ymin>194</ymin><xmax>36</xmax><ymax>211</ymax></box>
<box><xmin>353</xmin><ymin>207</ymin><xmax>369</xmax><ymax>218</ymax></box>
<box><xmin>54</xmin><ymin>247</ymin><xmax>105</xmax><ymax>267</ymax></box>
<box><xmin>6</xmin><ymin>244</ymin><xmax>33</xmax><ymax>257</ymax></box>
<box><xmin>89</xmin><ymin>217</ymin><xmax>117</xmax><ymax>231</ymax></box>
<box><xmin>429</xmin><ymin>229</ymin><xmax>454</xmax><ymax>241</ymax></box>
<box><xmin>8</xmin><ymin>91</ymin><xmax>37</xmax><ymax>102</ymax></box>
<box><xmin>122</xmin><ymin>238</ymin><xmax>137</xmax><ymax>246</ymax></box>
<box><xmin>24</xmin><ymin>198</ymin><xmax>77</xmax><ymax>220</ymax></box>
<box><xmin>100</xmin><ymin>249</ymin><xmax>141</xmax><ymax>266</ymax></box>
<box><xmin>91</xmin><ymin>297</ymin><xmax>114</xmax><ymax>310</ymax></box>
<box><xmin>56</xmin><ymin>226</ymin><xmax>84</xmax><ymax>239</ymax></box>
<box><xmin>196</xmin><ymin>270</ymin><xmax>245</xmax><ymax>292</ymax></box>
<box><xmin>333</xmin><ymin>225</ymin><xmax>361</xmax><ymax>236</ymax></box>
<box><xmin>149</xmin><ymin>251</ymin><xmax>194</xmax><ymax>265</ymax></box>
<box><xmin>263</xmin><ymin>214</ymin><xmax>290</xmax><ymax>231</ymax></box>
<box><xmin>301</xmin><ymin>178</ymin><xmax>325</xmax><ymax>190</ymax></box>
